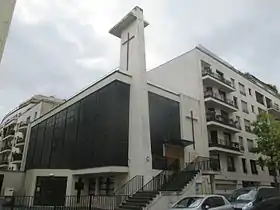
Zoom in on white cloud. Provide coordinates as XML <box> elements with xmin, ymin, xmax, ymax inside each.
<box><xmin>0</xmin><ymin>0</ymin><xmax>280</xmax><ymax>119</ymax></box>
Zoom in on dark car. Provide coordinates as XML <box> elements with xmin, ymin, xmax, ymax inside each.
<box><xmin>229</xmin><ymin>186</ymin><xmax>279</xmax><ymax>210</ymax></box>
<box><xmin>251</xmin><ymin>197</ymin><xmax>280</xmax><ymax>210</ymax></box>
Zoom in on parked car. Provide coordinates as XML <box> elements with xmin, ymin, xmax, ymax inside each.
<box><xmin>251</xmin><ymin>197</ymin><xmax>280</xmax><ymax>210</ymax></box>
<box><xmin>229</xmin><ymin>186</ymin><xmax>279</xmax><ymax>210</ymax></box>
<box><xmin>170</xmin><ymin>195</ymin><xmax>233</xmax><ymax>210</ymax></box>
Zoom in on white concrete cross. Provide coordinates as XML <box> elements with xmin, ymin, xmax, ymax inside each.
<box><xmin>186</xmin><ymin>111</ymin><xmax>198</xmax><ymax>149</ymax></box>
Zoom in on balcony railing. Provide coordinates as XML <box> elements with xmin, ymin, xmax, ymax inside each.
<box><xmin>13</xmin><ymin>153</ymin><xmax>23</xmax><ymax>161</ymax></box>
<box><xmin>202</xmin><ymin>68</ymin><xmax>234</xmax><ymax>88</ymax></box>
<box><xmin>2</xmin><ymin>130</ymin><xmax>15</xmax><ymax>139</ymax></box>
<box><xmin>209</xmin><ymin>138</ymin><xmax>241</xmax><ymax>152</ymax></box>
<box><xmin>0</xmin><ymin>160</ymin><xmax>9</xmax><ymax>165</ymax></box>
<box><xmin>18</xmin><ymin>122</ymin><xmax>28</xmax><ymax>130</ymax></box>
<box><xmin>206</xmin><ymin>112</ymin><xmax>241</xmax><ymax>130</ymax></box>
<box><xmin>245</xmin><ymin>126</ymin><xmax>253</xmax><ymax>133</ymax></box>
<box><xmin>204</xmin><ymin>91</ymin><xmax>238</xmax><ymax>109</ymax></box>
<box><xmin>1</xmin><ymin>144</ymin><xmax>12</xmax><ymax>151</ymax></box>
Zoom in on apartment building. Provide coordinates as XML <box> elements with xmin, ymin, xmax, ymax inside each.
<box><xmin>0</xmin><ymin>95</ymin><xmax>64</xmax><ymax>171</ymax></box>
<box><xmin>0</xmin><ymin>0</ymin><xmax>16</xmax><ymax>63</ymax></box>
<box><xmin>148</xmin><ymin>45</ymin><xmax>280</xmax><ymax>195</ymax></box>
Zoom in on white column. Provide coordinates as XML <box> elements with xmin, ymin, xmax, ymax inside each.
<box><xmin>109</xmin><ymin>7</ymin><xmax>152</xmax><ymax>181</ymax></box>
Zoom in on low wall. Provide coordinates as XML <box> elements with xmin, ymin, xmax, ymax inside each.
<box><xmin>0</xmin><ymin>170</ymin><xmax>25</xmax><ymax>195</ymax></box>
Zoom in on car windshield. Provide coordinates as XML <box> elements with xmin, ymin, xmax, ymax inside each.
<box><xmin>230</xmin><ymin>189</ymin><xmax>257</xmax><ymax>202</ymax></box>
<box><xmin>173</xmin><ymin>197</ymin><xmax>204</xmax><ymax>208</ymax></box>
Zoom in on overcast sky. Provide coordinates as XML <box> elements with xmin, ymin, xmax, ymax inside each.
<box><xmin>0</xmin><ymin>0</ymin><xmax>280</xmax><ymax>119</ymax></box>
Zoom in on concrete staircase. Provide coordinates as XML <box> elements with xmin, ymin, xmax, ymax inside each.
<box><xmin>115</xmin><ymin>157</ymin><xmax>220</xmax><ymax>210</ymax></box>
<box><xmin>116</xmin><ymin>168</ymin><xmax>199</xmax><ymax>210</ymax></box>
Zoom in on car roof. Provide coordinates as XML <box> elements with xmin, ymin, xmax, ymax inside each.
<box><xmin>234</xmin><ymin>186</ymin><xmax>275</xmax><ymax>191</ymax></box>
<box><xmin>184</xmin><ymin>194</ymin><xmax>225</xmax><ymax>198</ymax></box>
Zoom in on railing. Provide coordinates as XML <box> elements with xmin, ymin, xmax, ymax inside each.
<box><xmin>209</xmin><ymin>139</ymin><xmax>241</xmax><ymax>152</ymax></box>
<box><xmin>114</xmin><ymin>175</ymin><xmax>144</xmax><ymax>207</ymax></box>
<box><xmin>2</xmin><ymin>130</ymin><xmax>15</xmax><ymax>139</ymax></box>
<box><xmin>204</xmin><ymin>91</ymin><xmax>238</xmax><ymax>108</ymax></box>
<box><xmin>1</xmin><ymin>144</ymin><xmax>12</xmax><ymax>151</ymax></box>
<box><xmin>202</xmin><ymin>68</ymin><xmax>234</xmax><ymax>88</ymax></box>
<box><xmin>140</xmin><ymin>158</ymin><xmax>179</xmax><ymax>192</ymax></box>
<box><xmin>0</xmin><ymin>160</ymin><xmax>9</xmax><ymax>165</ymax></box>
<box><xmin>268</xmin><ymin>104</ymin><xmax>280</xmax><ymax>112</ymax></box>
<box><xmin>185</xmin><ymin>157</ymin><xmax>221</xmax><ymax>172</ymax></box>
<box><xmin>245</xmin><ymin>126</ymin><xmax>253</xmax><ymax>133</ymax></box>
<box><xmin>2</xmin><ymin>195</ymin><xmax>124</xmax><ymax>210</ymax></box>
<box><xmin>152</xmin><ymin>155</ymin><xmax>180</xmax><ymax>170</ymax></box>
<box><xmin>19</xmin><ymin>122</ymin><xmax>28</xmax><ymax>129</ymax></box>
<box><xmin>206</xmin><ymin>112</ymin><xmax>241</xmax><ymax>130</ymax></box>
<box><xmin>13</xmin><ymin>153</ymin><xmax>23</xmax><ymax>161</ymax></box>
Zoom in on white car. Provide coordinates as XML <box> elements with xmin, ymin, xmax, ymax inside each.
<box><xmin>171</xmin><ymin>195</ymin><xmax>234</xmax><ymax>210</ymax></box>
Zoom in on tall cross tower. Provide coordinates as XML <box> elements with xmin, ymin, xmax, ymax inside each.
<box><xmin>109</xmin><ymin>7</ymin><xmax>152</xmax><ymax>180</ymax></box>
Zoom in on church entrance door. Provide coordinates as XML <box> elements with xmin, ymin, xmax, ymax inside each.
<box><xmin>164</xmin><ymin>144</ymin><xmax>184</xmax><ymax>170</ymax></box>
<box><xmin>34</xmin><ymin>176</ymin><xmax>67</xmax><ymax>206</ymax></box>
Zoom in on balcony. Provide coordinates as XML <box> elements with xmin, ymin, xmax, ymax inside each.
<box><xmin>18</xmin><ymin>122</ymin><xmax>28</xmax><ymax>131</ymax></box>
<box><xmin>209</xmin><ymin>139</ymin><xmax>242</xmax><ymax>156</ymax></box>
<box><xmin>12</xmin><ymin>153</ymin><xmax>22</xmax><ymax>164</ymax></box>
<box><xmin>268</xmin><ymin>104</ymin><xmax>280</xmax><ymax>119</ymax></box>
<box><xmin>202</xmin><ymin>68</ymin><xmax>235</xmax><ymax>92</ymax></box>
<box><xmin>0</xmin><ymin>144</ymin><xmax>12</xmax><ymax>153</ymax></box>
<box><xmin>204</xmin><ymin>91</ymin><xmax>238</xmax><ymax>112</ymax></box>
<box><xmin>0</xmin><ymin>160</ymin><xmax>9</xmax><ymax>168</ymax></box>
<box><xmin>206</xmin><ymin>112</ymin><xmax>241</xmax><ymax>133</ymax></box>
<box><xmin>2</xmin><ymin>130</ymin><xmax>15</xmax><ymax>141</ymax></box>
<box><xmin>15</xmin><ymin>138</ymin><xmax>25</xmax><ymax>147</ymax></box>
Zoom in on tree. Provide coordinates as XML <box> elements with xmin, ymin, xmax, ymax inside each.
<box><xmin>252</xmin><ymin>112</ymin><xmax>280</xmax><ymax>190</ymax></box>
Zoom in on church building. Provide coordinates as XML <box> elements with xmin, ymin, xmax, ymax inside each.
<box><xmin>19</xmin><ymin>6</ymin><xmax>219</xmax><ymax>209</ymax></box>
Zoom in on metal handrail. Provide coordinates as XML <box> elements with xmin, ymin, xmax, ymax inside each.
<box><xmin>206</xmin><ymin>112</ymin><xmax>241</xmax><ymax>129</ymax></box>
<box><xmin>140</xmin><ymin>158</ymin><xmax>179</xmax><ymax>192</ymax></box>
<box><xmin>204</xmin><ymin>91</ymin><xmax>238</xmax><ymax>108</ymax></box>
<box><xmin>202</xmin><ymin>68</ymin><xmax>234</xmax><ymax>88</ymax></box>
<box><xmin>185</xmin><ymin>157</ymin><xmax>221</xmax><ymax>172</ymax></box>
<box><xmin>114</xmin><ymin>175</ymin><xmax>144</xmax><ymax>207</ymax></box>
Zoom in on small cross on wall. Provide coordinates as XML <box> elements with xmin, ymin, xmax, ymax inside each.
<box><xmin>122</xmin><ymin>33</ymin><xmax>135</xmax><ymax>71</ymax></box>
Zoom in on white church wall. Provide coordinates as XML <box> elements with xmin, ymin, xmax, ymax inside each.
<box><xmin>23</xmin><ymin>169</ymin><xmax>72</xmax><ymax>196</ymax></box>
<box><xmin>147</xmin><ymin>49</ymin><xmax>202</xmax><ymax>101</ymax></box>
<box><xmin>180</xmin><ymin>94</ymin><xmax>209</xmax><ymax>158</ymax></box>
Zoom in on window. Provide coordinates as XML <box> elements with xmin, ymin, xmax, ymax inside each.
<box><xmin>256</xmin><ymin>91</ymin><xmax>264</xmax><ymax>105</ymax></box>
<box><xmin>250</xmin><ymin>160</ymin><xmax>258</xmax><ymax>174</ymax></box>
<box><xmin>241</xmin><ymin>100</ymin><xmax>249</xmax><ymax>113</ymax></box>
<box><xmin>174</xmin><ymin>197</ymin><xmax>204</xmax><ymax>208</ymax></box>
<box><xmin>239</xmin><ymin>83</ymin><xmax>246</xmax><ymax>96</ymax></box>
<box><xmin>227</xmin><ymin>156</ymin><xmax>236</xmax><ymax>172</ymax></box>
<box><xmin>34</xmin><ymin>112</ymin><xmax>38</xmax><ymax>120</ymax></box>
<box><xmin>203</xmin><ymin>197</ymin><xmax>225</xmax><ymax>209</ymax></box>
<box><xmin>216</xmin><ymin>70</ymin><xmax>224</xmax><ymax>79</ymax></box>
<box><xmin>233</xmin><ymin>96</ymin><xmax>238</xmax><ymax>107</ymax></box>
<box><xmin>242</xmin><ymin>158</ymin><xmax>248</xmax><ymax>173</ymax></box>
<box><xmin>219</xmin><ymin>90</ymin><xmax>226</xmax><ymax>101</ymax></box>
<box><xmin>26</xmin><ymin>116</ymin><xmax>31</xmax><ymax>124</ymax></box>
<box><xmin>265</xmin><ymin>97</ymin><xmax>272</xmax><ymax>108</ymax></box>
<box><xmin>257</xmin><ymin>188</ymin><xmax>278</xmax><ymax>200</ymax></box>
<box><xmin>249</xmin><ymin>88</ymin><xmax>252</xmax><ymax>96</ymax></box>
<box><xmin>251</xmin><ymin>105</ymin><xmax>255</xmax><ymax>113</ymax></box>
<box><xmin>274</xmin><ymin>103</ymin><xmax>280</xmax><ymax>111</ymax></box>
<box><xmin>244</xmin><ymin>119</ymin><xmax>251</xmax><ymax>132</ymax></box>
<box><xmin>239</xmin><ymin>136</ymin><xmax>244</xmax><ymax>151</ymax></box>
<box><xmin>247</xmin><ymin>139</ymin><xmax>254</xmax><ymax>152</ymax></box>
<box><xmin>236</xmin><ymin>116</ymin><xmax>241</xmax><ymax>129</ymax></box>
<box><xmin>231</xmin><ymin>78</ymin><xmax>235</xmax><ymax>88</ymax></box>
